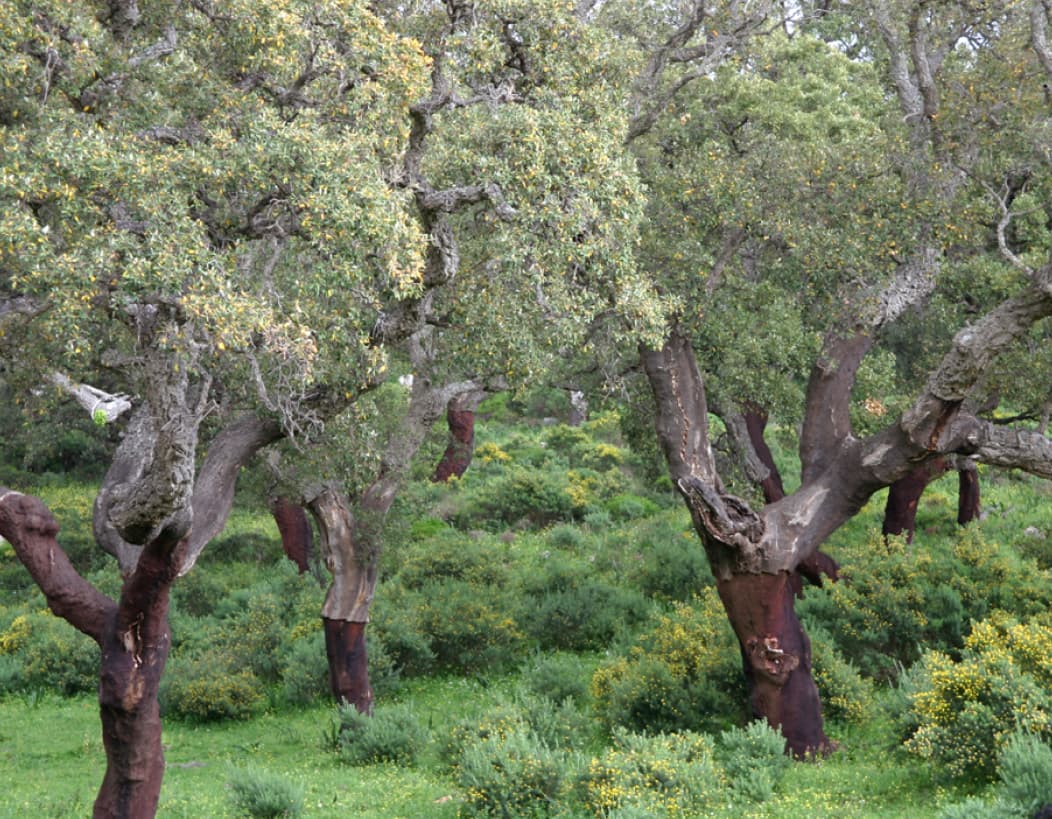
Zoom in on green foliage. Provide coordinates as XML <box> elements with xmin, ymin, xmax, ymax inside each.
<box><xmin>227</xmin><ymin>766</ymin><xmax>304</xmax><ymax>819</ymax></box>
<box><xmin>520</xmin><ymin>653</ymin><xmax>591</xmax><ymax>707</ymax></box>
<box><xmin>517</xmin><ymin>557</ymin><xmax>650</xmax><ymax>652</ymax></box>
<box><xmin>1</xmin><ymin>611</ymin><xmax>98</xmax><ymax>696</ymax></box>
<box><xmin>336</xmin><ymin>704</ymin><xmax>426</xmax><ymax>766</ymax></box>
<box><xmin>162</xmin><ymin>656</ymin><xmax>265</xmax><ymax>722</ymax></box>
<box><xmin>629</xmin><ymin>515</ymin><xmax>711</xmax><ymax>602</ymax></box>
<box><xmin>592</xmin><ymin>593</ymin><xmax>747</xmax><ymax>735</ymax></box>
<box><xmin>457</xmin><ymin>727</ymin><xmax>573</xmax><ymax>818</ymax></box>
<box><xmin>717</xmin><ymin>720</ymin><xmax>791</xmax><ymax>803</ymax></box>
<box><xmin>279</xmin><ymin>632</ymin><xmax>329</xmax><ymax>707</ymax></box>
<box><xmin>580</xmin><ymin>728</ymin><xmax>722</xmax><ymax>817</ymax></box>
<box><xmin>997</xmin><ymin>732</ymin><xmax>1052</xmax><ymax>815</ymax></box>
<box><xmin>903</xmin><ymin>614</ymin><xmax>1052</xmax><ymax>779</ymax></box>
<box><xmin>806</xmin><ymin>623</ymin><xmax>875</xmax><ymax>725</ymax></box>
<box><xmin>797</xmin><ymin>527</ymin><xmax>1052</xmax><ymax>680</ymax></box>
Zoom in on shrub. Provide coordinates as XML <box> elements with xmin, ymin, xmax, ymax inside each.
<box><xmin>227</xmin><ymin>766</ymin><xmax>304</xmax><ymax>818</ymax></box>
<box><xmin>717</xmin><ymin>720</ymin><xmax>791</xmax><ymax>802</ymax></box>
<box><xmin>520</xmin><ymin>576</ymin><xmax>649</xmax><ymax>652</ymax></box>
<box><xmin>604</xmin><ymin>493</ymin><xmax>660</xmax><ymax>522</ymax></box>
<box><xmin>280</xmin><ymin>632</ymin><xmax>329</xmax><ymax>707</ymax></box>
<box><xmin>798</xmin><ymin>528</ymin><xmax>1052</xmax><ymax>681</ymax></box>
<box><xmin>457</xmin><ymin>728</ymin><xmax>572</xmax><ymax>817</ymax></box>
<box><xmin>997</xmin><ymin>732</ymin><xmax>1052</xmax><ymax>815</ymax></box>
<box><xmin>592</xmin><ymin>593</ymin><xmax>747</xmax><ymax>735</ymax></box>
<box><xmin>13</xmin><ymin>612</ymin><xmax>98</xmax><ymax>695</ymax></box>
<box><xmin>405</xmin><ymin>578</ymin><xmax>526</xmax><ymax>673</ymax></box>
<box><xmin>807</xmin><ymin>623</ymin><xmax>874</xmax><ymax>724</ymax></box>
<box><xmin>162</xmin><ymin>657</ymin><xmax>264</xmax><ymax>721</ymax></box>
<box><xmin>336</xmin><ymin>703</ymin><xmax>426</xmax><ymax>766</ymax></box>
<box><xmin>521</xmin><ymin>653</ymin><xmax>590</xmax><ymax>707</ymax></box>
<box><xmin>632</xmin><ymin>534</ymin><xmax>711</xmax><ymax>602</ymax></box>
<box><xmin>580</xmin><ymin>728</ymin><xmax>722</xmax><ymax>817</ymax></box>
<box><xmin>903</xmin><ymin>614</ymin><xmax>1052</xmax><ymax>779</ymax></box>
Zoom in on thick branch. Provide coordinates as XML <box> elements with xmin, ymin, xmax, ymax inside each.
<box><xmin>1031</xmin><ymin>0</ymin><xmax>1052</xmax><ymax>79</ymax></box>
<box><xmin>177</xmin><ymin>413</ymin><xmax>283</xmax><ymax>575</ymax></box>
<box><xmin>640</xmin><ymin>330</ymin><xmax>719</xmax><ymax>486</ymax></box>
<box><xmin>960</xmin><ymin>420</ymin><xmax>1052</xmax><ymax>479</ymax></box>
<box><xmin>49</xmin><ymin>372</ymin><xmax>132</xmax><ymax>424</ymax></box>
<box><xmin>0</xmin><ymin>489</ymin><xmax>115</xmax><ymax>643</ymax></box>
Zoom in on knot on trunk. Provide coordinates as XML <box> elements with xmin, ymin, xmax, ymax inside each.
<box><xmin>677</xmin><ymin>476</ymin><xmax>763</xmax><ymax>549</ymax></box>
<box><xmin>745</xmin><ymin>635</ymin><xmax>800</xmax><ymax>685</ymax></box>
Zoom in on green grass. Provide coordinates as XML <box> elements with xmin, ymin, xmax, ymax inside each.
<box><xmin>0</xmin><ymin>690</ymin><xmax>986</xmax><ymax>818</ymax></box>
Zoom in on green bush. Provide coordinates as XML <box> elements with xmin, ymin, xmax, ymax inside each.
<box><xmin>162</xmin><ymin>657</ymin><xmax>264</xmax><ymax>721</ymax></box>
<box><xmin>520</xmin><ymin>653</ymin><xmax>590</xmax><ymax>707</ymax></box>
<box><xmin>10</xmin><ymin>612</ymin><xmax>98</xmax><ymax>696</ymax></box>
<box><xmin>903</xmin><ymin>614</ymin><xmax>1052</xmax><ymax>779</ymax></box>
<box><xmin>807</xmin><ymin>623</ymin><xmax>874</xmax><ymax>724</ymax></box>
<box><xmin>280</xmin><ymin>632</ymin><xmax>330</xmax><ymax>707</ymax></box>
<box><xmin>457</xmin><ymin>728</ymin><xmax>572</xmax><ymax>817</ymax></box>
<box><xmin>604</xmin><ymin>493</ymin><xmax>660</xmax><ymax>522</ymax></box>
<box><xmin>519</xmin><ymin>573</ymin><xmax>649</xmax><ymax>652</ymax></box>
<box><xmin>997</xmin><ymin>732</ymin><xmax>1052</xmax><ymax>815</ymax></box>
<box><xmin>337</xmin><ymin>704</ymin><xmax>427</xmax><ymax>766</ymax></box>
<box><xmin>579</xmin><ymin>728</ymin><xmax>723</xmax><ymax>817</ymax></box>
<box><xmin>592</xmin><ymin>593</ymin><xmax>747</xmax><ymax>735</ymax></box>
<box><xmin>717</xmin><ymin>720</ymin><xmax>791</xmax><ymax>802</ymax></box>
<box><xmin>798</xmin><ymin>528</ymin><xmax>1052</xmax><ymax>681</ymax></box>
<box><xmin>401</xmin><ymin>578</ymin><xmax>526</xmax><ymax>673</ymax></box>
<box><xmin>632</xmin><ymin>535</ymin><xmax>711</xmax><ymax>602</ymax></box>
<box><xmin>227</xmin><ymin>766</ymin><xmax>304</xmax><ymax>818</ymax></box>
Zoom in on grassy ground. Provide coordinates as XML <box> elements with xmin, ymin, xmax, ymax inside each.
<box><xmin>0</xmin><ymin>682</ymin><xmax>978</xmax><ymax>818</ymax></box>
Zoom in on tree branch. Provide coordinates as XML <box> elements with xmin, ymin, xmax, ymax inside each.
<box><xmin>0</xmin><ymin>489</ymin><xmax>116</xmax><ymax>643</ymax></box>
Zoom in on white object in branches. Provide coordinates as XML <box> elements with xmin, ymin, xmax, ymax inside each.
<box><xmin>49</xmin><ymin>372</ymin><xmax>133</xmax><ymax>424</ymax></box>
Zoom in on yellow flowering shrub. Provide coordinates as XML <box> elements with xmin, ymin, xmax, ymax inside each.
<box><xmin>581</xmin><ymin>729</ymin><xmax>722</xmax><ymax>817</ymax></box>
<box><xmin>904</xmin><ymin>613</ymin><xmax>1052</xmax><ymax>779</ymax></box>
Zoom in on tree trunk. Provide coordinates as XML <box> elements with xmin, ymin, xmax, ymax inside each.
<box><xmin>308</xmin><ymin>490</ymin><xmax>377</xmax><ymax>707</ymax></box>
<box><xmin>432</xmin><ymin>389</ymin><xmax>487</xmax><ymax>482</ymax></box>
<box><xmin>715</xmin><ymin>571</ymin><xmax>832</xmax><ymax>757</ymax></box>
<box><xmin>882</xmin><ymin>457</ymin><xmax>949</xmax><ymax>542</ymax></box>
<box><xmin>323</xmin><ymin>619</ymin><xmax>373</xmax><ymax>713</ymax></box>
<box><xmin>957</xmin><ymin>460</ymin><xmax>981</xmax><ymax>525</ymax></box>
<box><xmin>95</xmin><ymin>538</ymin><xmax>178</xmax><ymax>818</ymax></box>
<box><xmin>270</xmin><ymin>496</ymin><xmax>313</xmax><ymax>573</ymax></box>
<box><xmin>642</xmin><ymin>335</ymin><xmax>834</xmax><ymax>755</ymax></box>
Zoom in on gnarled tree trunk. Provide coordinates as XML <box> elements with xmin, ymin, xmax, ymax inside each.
<box><xmin>432</xmin><ymin>388</ymin><xmax>487</xmax><ymax>482</ymax></box>
<box><xmin>1</xmin><ymin>406</ymin><xmax>280</xmax><ymax>817</ymax></box>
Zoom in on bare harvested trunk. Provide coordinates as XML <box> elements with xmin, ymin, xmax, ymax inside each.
<box><xmin>957</xmin><ymin>460</ymin><xmax>981</xmax><ymax>525</ymax></box>
<box><xmin>323</xmin><ymin>619</ymin><xmax>373</xmax><ymax>713</ymax></box>
<box><xmin>882</xmin><ymin>457</ymin><xmax>948</xmax><ymax>542</ymax></box>
<box><xmin>642</xmin><ymin>334</ymin><xmax>834</xmax><ymax>756</ymax></box>
<box><xmin>432</xmin><ymin>389</ymin><xmax>486</xmax><ymax>482</ymax></box>
<box><xmin>270</xmin><ymin>496</ymin><xmax>313</xmax><ymax>573</ymax></box>
<box><xmin>308</xmin><ymin>489</ymin><xmax>378</xmax><ymax>707</ymax></box>
<box><xmin>715</xmin><ymin>572</ymin><xmax>831</xmax><ymax>757</ymax></box>
<box><xmin>95</xmin><ymin>532</ymin><xmax>179</xmax><ymax>818</ymax></box>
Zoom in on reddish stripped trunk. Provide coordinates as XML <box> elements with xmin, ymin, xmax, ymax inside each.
<box><xmin>742</xmin><ymin>404</ymin><xmax>786</xmax><ymax>502</ymax></box>
<box><xmin>958</xmin><ymin>461</ymin><xmax>981</xmax><ymax>525</ymax></box>
<box><xmin>432</xmin><ymin>389</ymin><xmax>487</xmax><ymax>483</ymax></box>
<box><xmin>882</xmin><ymin>457</ymin><xmax>949</xmax><ymax>542</ymax></box>
<box><xmin>323</xmin><ymin>619</ymin><xmax>373</xmax><ymax>713</ymax></box>
<box><xmin>432</xmin><ymin>406</ymin><xmax>476</xmax><ymax>482</ymax></box>
<box><xmin>716</xmin><ymin>572</ymin><xmax>831</xmax><ymax>757</ymax></box>
<box><xmin>270</xmin><ymin>497</ymin><xmax>313</xmax><ymax>573</ymax></box>
<box><xmin>882</xmin><ymin>456</ymin><xmax>981</xmax><ymax>541</ymax></box>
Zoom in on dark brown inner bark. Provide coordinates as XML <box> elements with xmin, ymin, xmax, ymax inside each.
<box><xmin>323</xmin><ymin>618</ymin><xmax>373</xmax><ymax>713</ymax></box>
<box><xmin>715</xmin><ymin>571</ymin><xmax>833</xmax><ymax>758</ymax></box>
